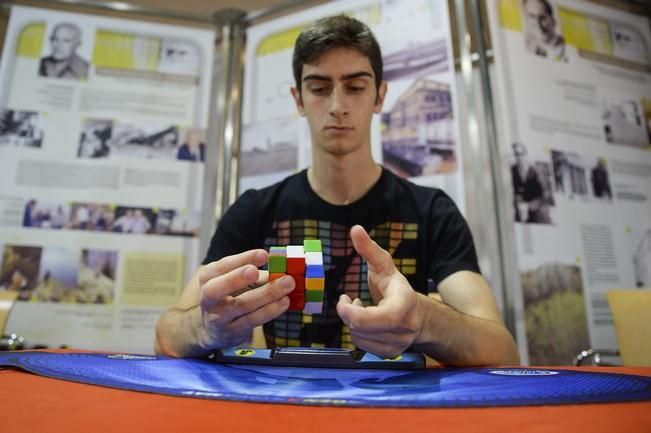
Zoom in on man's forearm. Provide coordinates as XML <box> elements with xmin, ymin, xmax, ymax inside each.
<box><xmin>413</xmin><ymin>294</ymin><xmax>520</xmax><ymax>366</ymax></box>
<box><xmin>155</xmin><ymin>306</ymin><xmax>209</xmax><ymax>358</ymax></box>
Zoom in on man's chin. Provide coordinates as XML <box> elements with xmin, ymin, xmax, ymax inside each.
<box><xmin>317</xmin><ymin>142</ymin><xmax>361</xmax><ymax>157</ymax></box>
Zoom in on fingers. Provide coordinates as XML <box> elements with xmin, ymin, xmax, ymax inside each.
<box><xmin>229</xmin><ymin>295</ymin><xmax>291</xmax><ymax>331</ymax></box>
<box><xmin>230</xmin><ymin>269</ymin><xmax>269</xmax><ymax>297</ymax></box>
<box><xmin>225</xmin><ymin>275</ymin><xmax>295</xmax><ymax>320</ymax></box>
<box><xmin>201</xmin><ymin>264</ymin><xmax>262</xmax><ymax>308</ymax></box>
<box><xmin>350</xmin><ymin>225</ymin><xmax>394</xmax><ymax>275</ymax></box>
<box><xmin>255</xmin><ymin>270</ymin><xmax>269</xmax><ymax>287</ymax></box>
<box><xmin>337</xmin><ymin>294</ymin><xmax>413</xmax><ymax>333</ymax></box>
<box><xmin>337</xmin><ymin>294</ymin><xmax>419</xmax><ymax>358</ymax></box>
<box><xmin>200</xmin><ymin>249</ymin><xmax>269</xmax><ymax>308</ymax></box>
<box><xmin>200</xmin><ymin>275</ymin><xmax>294</xmax><ymax>348</ymax></box>
<box><xmin>200</xmin><ymin>249</ymin><xmax>268</xmax><ymax>285</ymax></box>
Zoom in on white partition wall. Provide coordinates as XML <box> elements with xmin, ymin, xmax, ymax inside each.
<box><xmin>0</xmin><ymin>5</ymin><xmax>215</xmax><ymax>353</ymax></box>
<box><xmin>487</xmin><ymin>0</ymin><xmax>651</xmax><ymax>365</ymax></box>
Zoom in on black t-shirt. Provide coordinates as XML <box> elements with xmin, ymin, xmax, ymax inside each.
<box><xmin>203</xmin><ymin>168</ymin><xmax>480</xmax><ymax>349</ymax></box>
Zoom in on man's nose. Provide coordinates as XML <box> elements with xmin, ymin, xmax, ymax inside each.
<box><xmin>329</xmin><ymin>87</ymin><xmax>349</xmax><ymax>117</ymax></box>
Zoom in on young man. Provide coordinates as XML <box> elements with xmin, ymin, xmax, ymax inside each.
<box><xmin>155</xmin><ymin>15</ymin><xmax>519</xmax><ymax>366</ymax></box>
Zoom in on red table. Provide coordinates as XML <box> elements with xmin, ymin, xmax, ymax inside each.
<box><xmin>1</xmin><ymin>356</ymin><xmax>649</xmax><ymax>433</ymax></box>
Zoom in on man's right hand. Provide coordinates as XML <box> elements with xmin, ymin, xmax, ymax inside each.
<box><xmin>196</xmin><ymin>249</ymin><xmax>295</xmax><ymax>350</ymax></box>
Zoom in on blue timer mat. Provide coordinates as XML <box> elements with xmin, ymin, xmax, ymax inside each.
<box><xmin>1</xmin><ymin>351</ymin><xmax>650</xmax><ymax>408</ymax></box>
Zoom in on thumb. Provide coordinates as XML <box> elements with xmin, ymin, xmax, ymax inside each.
<box><xmin>350</xmin><ymin>225</ymin><xmax>395</xmax><ymax>277</ymax></box>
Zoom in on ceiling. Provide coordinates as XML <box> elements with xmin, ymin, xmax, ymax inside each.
<box><xmin>67</xmin><ymin>0</ymin><xmax>651</xmax><ymax>17</ymax></box>
<box><xmin>0</xmin><ymin>0</ymin><xmax>327</xmax><ymax>29</ymax></box>
<box><xmin>73</xmin><ymin>0</ymin><xmax>326</xmax><ymax>23</ymax></box>
<box><xmin>124</xmin><ymin>0</ymin><xmax>301</xmax><ymax>14</ymax></box>
<box><xmin>116</xmin><ymin>0</ymin><xmax>330</xmax><ymax>24</ymax></box>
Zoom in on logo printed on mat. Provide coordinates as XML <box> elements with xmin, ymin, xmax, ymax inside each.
<box><xmin>488</xmin><ymin>369</ymin><xmax>559</xmax><ymax>376</ymax></box>
<box><xmin>107</xmin><ymin>354</ymin><xmax>157</xmax><ymax>360</ymax></box>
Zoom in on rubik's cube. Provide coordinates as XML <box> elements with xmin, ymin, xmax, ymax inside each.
<box><xmin>268</xmin><ymin>240</ymin><xmax>324</xmax><ymax>313</ymax></box>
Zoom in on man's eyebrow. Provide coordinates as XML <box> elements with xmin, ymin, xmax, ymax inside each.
<box><xmin>341</xmin><ymin>71</ymin><xmax>373</xmax><ymax>81</ymax></box>
<box><xmin>302</xmin><ymin>71</ymin><xmax>374</xmax><ymax>82</ymax></box>
<box><xmin>303</xmin><ymin>74</ymin><xmax>331</xmax><ymax>82</ymax></box>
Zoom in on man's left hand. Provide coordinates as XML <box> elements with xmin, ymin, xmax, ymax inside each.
<box><xmin>336</xmin><ymin>225</ymin><xmax>428</xmax><ymax>359</ymax></box>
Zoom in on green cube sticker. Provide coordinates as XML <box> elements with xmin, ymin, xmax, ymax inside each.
<box><xmin>305</xmin><ymin>290</ymin><xmax>324</xmax><ymax>302</ymax></box>
<box><xmin>268</xmin><ymin>255</ymin><xmax>286</xmax><ymax>273</ymax></box>
<box><xmin>303</xmin><ymin>239</ymin><xmax>322</xmax><ymax>253</ymax></box>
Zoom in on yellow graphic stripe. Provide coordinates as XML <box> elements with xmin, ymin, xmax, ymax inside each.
<box><xmin>16</xmin><ymin>23</ymin><xmax>45</xmax><ymax>58</ymax></box>
<box><xmin>257</xmin><ymin>26</ymin><xmax>304</xmax><ymax>57</ymax></box>
<box><xmin>558</xmin><ymin>7</ymin><xmax>612</xmax><ymax>55</ymax></box>
<box><xmin>365</xmin><ymin>4</ymin><xmax>381</xmax><ymax>26</ymax></box>
<box><xmin>93</xmin><ymin>30</ymin><xmax>160</xmax><ymax>70</ymax></box>
<box><xmin>499</xmin><ymin>0</ymin><xmax>522</xmax><ymax>32</ymax></box>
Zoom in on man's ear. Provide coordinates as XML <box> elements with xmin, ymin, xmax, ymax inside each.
<box><xmin>290</xmin><ymin>86</ymin><xmax>305</xmax><ymax>116</ymax></box>
<box><xmin>373</xmin><ymin>80</ymin><xmax>388</xmax><ymax>114</ymax></box>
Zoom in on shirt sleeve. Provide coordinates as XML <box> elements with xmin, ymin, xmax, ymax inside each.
<box><xmin>202</xmin><ymin>189</ymin><xmax>259</xmax><ymax>265</ymax></box>
<box><xmin>427</xmin><ymin>192</ymin><xmax>481</xmax><ymax>291</ymax></box>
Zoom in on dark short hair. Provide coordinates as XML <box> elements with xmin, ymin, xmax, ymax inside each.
<box><xmin>292</xmin><ymin>15</ymin><xmax>383</xmax><ymax>92</ymax></box>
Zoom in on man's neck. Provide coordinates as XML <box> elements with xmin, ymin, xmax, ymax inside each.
<box><xmin>307</xmin><ymin>149</ymin><xmax>382</xmax><ymax>206</ymax></box>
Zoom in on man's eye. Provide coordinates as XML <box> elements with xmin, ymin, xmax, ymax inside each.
<box><xmin>310</xmin><ymin>87</ymin><xmax>329</xmax><ymax>95</ymax></box>
<box><xmin>349</xmin><ymin>86</ymin><xmax>365</xmax><ymax>93</ymax></box>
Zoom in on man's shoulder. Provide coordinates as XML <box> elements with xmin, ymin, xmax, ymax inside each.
<box><xmin>383</xmin><ymin>168</ymin><xmax>447</xmax><ymax>200</ymax></box>
<box><xmin>228</xmin><ymin>171</ymin><xmax>305</xmax><ymax>217</ymax></box>
<box><xmin>240</xmin><ymin>170</ymin><xmax>305</xmax><ymax>200</ymax></box>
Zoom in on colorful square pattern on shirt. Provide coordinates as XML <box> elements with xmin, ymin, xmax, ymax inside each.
<box><xmin>264</xmin><ymin>220</ymin><xmax>419</xmax><ymax>350</ymax></box>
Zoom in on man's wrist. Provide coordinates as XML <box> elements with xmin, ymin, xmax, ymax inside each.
<box><xmin>191</xmin><ymin>306</ymin><xmax>218</xmax><ymax>354</ymax></box>
<box><xmin>413</xmin><ymin>293</ymin><xmax>437</xmax><ymax>347</ymax></box>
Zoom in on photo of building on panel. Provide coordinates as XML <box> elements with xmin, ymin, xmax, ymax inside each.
<box><xmin>551</xmin><ymin>150</ymin><xmax>613</xmax><ymax>201</ymax></box>
<box><xmin>381</xmin><ymin>78</ymin><xmax>456</xmax><ymax>178</ymax></box>
<box><xmin>382</xmin><ymin>38</ymin><xmax>448</xmax><ymax>82</ymax></box>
